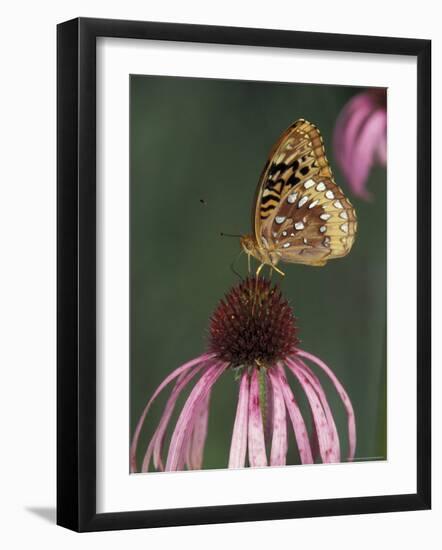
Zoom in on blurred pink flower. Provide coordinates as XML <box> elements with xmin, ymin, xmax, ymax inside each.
<box><xmin>334</xmin><ymin>89</ymin><xmax>387</xmax><ymax>200</ymax></box>
<box><xmin>130</xmin><ymin>277</ymin><xmax>356</xmax><ymax>472</ymax></box>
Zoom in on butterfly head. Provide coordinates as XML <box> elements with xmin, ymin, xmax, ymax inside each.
<box><xmin>239</xmin><ymin>234</ymin><xmax>257</xmax><ymax>256</ymax></box>
<box><xmin>240</xmin><ymin>234</ymin><xmax>268</xmax><ymax>264</ymax></box>
<box><xmin>240</xmin><ymin>234</ymin><xmax>280</xmax><ymax>271</ymax></box>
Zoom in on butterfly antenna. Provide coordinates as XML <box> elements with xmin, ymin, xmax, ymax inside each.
<box><xmin>220</xmin><ymin>232</ymin><xmax>242</xmax><ymax>238</ymax></box>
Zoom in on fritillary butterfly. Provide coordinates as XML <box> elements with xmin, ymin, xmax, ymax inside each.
<box><xmin>240</xmin><ymin>119</ymin><xmax>357</xmax><ymax>275</ymax></box>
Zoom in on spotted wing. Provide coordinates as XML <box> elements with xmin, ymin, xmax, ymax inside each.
<box><xmin>261</xmin><ymin>175</ymin><xmax>357</xmax><ymax>266</ymax></box>
<box><xmin>253</xmin><ymin>119</ymin><xmax>333</xmax><ymax>238</ymax></box>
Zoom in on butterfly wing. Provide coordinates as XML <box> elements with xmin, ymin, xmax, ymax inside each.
<box><xmin>253</xmin><ymin>119</ymin><xmax>332</xmax><ymax>236</ymax></box>
<box><xmin>261</xmin><ymin>175</ymin><xmax>357</xmax><ymax>266</ymax></box>
<box><xmin>253</xmin><ymin>119</ymin><xmax>357</xmax><ymax>266</ymax></box>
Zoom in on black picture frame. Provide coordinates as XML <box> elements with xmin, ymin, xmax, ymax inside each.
<box><xmin>57</xmin><ymin>17</ymin><xmax>431</xmax><ymax>532</ymax></box>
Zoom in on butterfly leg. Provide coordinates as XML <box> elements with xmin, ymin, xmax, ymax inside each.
<box><xmin>272</xmin><ymin>264</ymin><xmax>285</xmax><ymax>277</ymax></box>
<box><xmin>252</xmin><ymin>263</ymin><xmax>265</xmax><ymax>314</ymax></box>
<box><xmin>255</xmin><ymin>262</ymin><xmax>265</xmax><ymax>279</ymax></box>
<box><xmin>270</xmin><ymin>264</ymin><xmax>285</xmax><ymax>277</ymax></box>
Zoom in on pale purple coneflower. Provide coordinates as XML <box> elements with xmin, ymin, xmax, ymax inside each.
<box><xmin>333</xmin><ymin>88</ymin><xmax>387</xmax><ymax>200</ymax></box>
<box><xmin>130</xmin><ymin>277</ymin><xmax>356</xmax><ymax>472</ymax></box>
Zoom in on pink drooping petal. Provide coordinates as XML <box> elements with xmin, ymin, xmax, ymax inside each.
<box><xmin>334</xmin><ymin>93</ymin><xmax>376</xmax><ymax>178</ymax></box>
<box><xmin>141</xmin><ymin>364</ymin><xmax>205</xmax><ymax>472</ymax></box>
<box><xmin>296</xmin><ymin>357</ymin><xmax>340</xmax><ymax>461</ymax></box>
<box><xmin>339</xmin><ymin>96</ymin><xmax>375</xmax><ymax>167</ymax></box>
<box><xmin>309</xmin><ymin>417</ymin><xmax>320</xmax><ymax>463</ymax></box>
<box><xmin>159</xmin><ymin>367</ymin><xmax>207</xmax><ymax>471</ymax></box>
<box><xmin>170</xmin><ymin>363</ymin><xmax>224</xmax><ymax>471</ymax></box>
<box><xmin>296</xmin><ymin>349</ymin><xmax>356</xmax><ymax>461</ymax></box>
<box><xmin>340</xmin><ymin>91</ymin><xmax>378</xmax><ymax>121</ymax></box>
<box><xmin>265</xmin><ymin>373</ymin><xmax>274</xmax><ymax>447</ymax></box>
<box><xmin>228</xmin><ymin>371</ymin><xmax>250</xmax><ymax>469</ymax></box>
<box><xmin>130</xmin><ymin>352</ymin><xmax>216</xmax><ymax>472</ymax></box>
<box><xmin>268</xmin><ymin>371</ymin><xmax>288</xmax><ymax>466</ymax></box>
<box><xmin>348</xmin><ymin>109</ymin><xmax>387</xmax><ymax>198</ymax></box>
<box><xmin>271</xmin><ymin>365</ymin><xmax>313</xmax><ymax>464</ymax></box>
<box><xmin>334</xmin><ymin>94</ymin><xmax>376</xmax><ymax>167</ymax></box>
<box><xmin>287</xmin><ymin>357</ymin><xmax>340</xmax><ymax>461</ymax></box>
<box><xmin>247</xmin><ymin>369</ymin><xmax>268</xmax><ymax>467</ymax></box>
<box><xmin>173</xmin><ymin>366</ymin><xmax>221</xmax><ymax>472</ymax></box>
<box><xmin>334</xmin><ymin>90</ymin><xmax>387</xmax><ymax>200</ymax></box>
<box><xmin>182</xmin><ymin>388</ymin><xmax>211</xmax><ymax>471</ymax></box>
<box><xmin>165</xmin><ymin>362</ymin><xmax>226</xmax><ymax>471</ymax></box>
<box><xmin>286</xmin><ymin>358</ymin><xmax>339</xmax><ymax>463</ymax></box>
<box><xmin>376</xmin><ymin>126</ymin><xmax>387</xmax><ymax>165</ymax></box>
<box><xmin>186</xmin><ymin>389</ymin><xmax>212</xmax><ymax>470</ymax></box>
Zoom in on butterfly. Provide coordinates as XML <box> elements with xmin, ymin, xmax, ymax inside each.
<box><xmin>240</xmin><ymin>119</ymin><xmax>357</xmax><ymax>276</ymax></box>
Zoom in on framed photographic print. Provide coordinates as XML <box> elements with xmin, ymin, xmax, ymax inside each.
<box><xmin>57</xmin><ymin>17</ymin><xmax>431</xmax><ymax>532</ymax></box>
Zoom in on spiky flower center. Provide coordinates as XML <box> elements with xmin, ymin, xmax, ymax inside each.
<box><xmin>209</xmin><ymin>277</ymin><xmax>298</xmax><ymax>368</ymax></box>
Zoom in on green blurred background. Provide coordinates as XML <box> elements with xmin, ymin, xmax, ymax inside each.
<box><xmin>130</xmin><ymin>75</ymin><xmax>387</xmax><ymax>471</ymax></box>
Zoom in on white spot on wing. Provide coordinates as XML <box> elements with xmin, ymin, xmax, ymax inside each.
<box><xmin>340</xmin><ymin>211</ymin><xmax>348</xmax><ymax>220</ymax></box>
<box><xmin>294</xmin><ymin>222</ymin><xmax>305</xmax><ymax>231</ymax></box>
<box><xmin>275</xmin><ymin>216</ymin><xmax>286</xmax><ymax>224</ymax></box>
<box><xmin>308</xmin><ymin>199</ymin><xmax>319</xmax><ymax>209</ymax></box>
<box><xmin>287</xmin><ymin>192</ymin><xmax>298</xmax><ymax>204</ymax></box>
<box><xmin>316</xmin><ymin>182</ymin><xmax>326</xmax><ymax>192</ymax></box>
<box><xmin>320</xmin><ymin>226</ymin><xmax>327</xmax><ymax>233</ymax></box>
<box><xmin>298</xmin><ymin>196</ymin><xmax>308</xmax><ymax>208</ymax></box>
<box><xmin>340</xmin><ymin>223</ymin><xmax>349</xmax><ymax>233</ymax></box>
<box><xmin>283</xmin><ymin>242</ymin><xmax>291</xmax><ymax>248</ymax></box>
<box><xmin>334</xmin><ymin>200</ymin><xmax>344</xmax><ymax>209</ymax></box>
<box><xmin>325</xmin><ymin>190</ymin><xmax>335</xmax><ymax>200</ymax></box>
<box><xmin>320</xmin><ymin>213</ymin><xmax>331</xmax><ymax>221</ymax></box>
<box><xmin>304</xmin><ymin>179</ymin><xmax>315</xmax><ymax>189</ymax></box>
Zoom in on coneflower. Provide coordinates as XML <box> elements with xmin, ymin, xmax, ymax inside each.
<box><xmin>333</xmin><ymin>88</ymin><xmax>387</xmax><ymax>200</ymax></box>
<box><xmin>130</xmin><ymin>277</ymin><xmax>356</xmax><ymax>472</ymax></box>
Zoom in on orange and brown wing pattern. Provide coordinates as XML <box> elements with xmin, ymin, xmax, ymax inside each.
<box><xmin>253</xmin><ymin>119</ymin><xmax>333</xmax><ymax>238</ymax></box>
<box><xmin>260</xmin><ymin>175</ymin><xmax>357</xmax><ymax>266</ymax></box>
